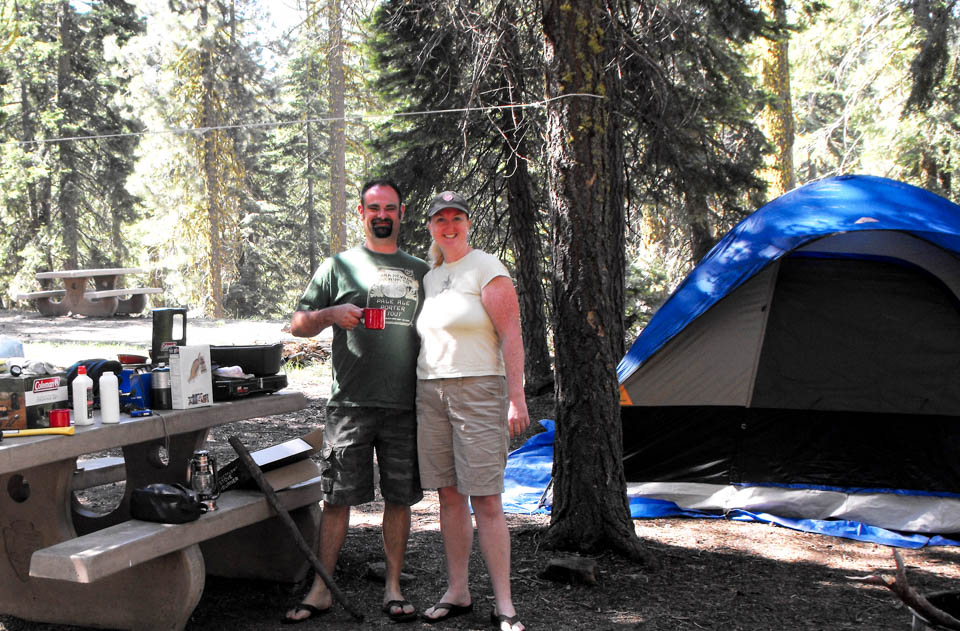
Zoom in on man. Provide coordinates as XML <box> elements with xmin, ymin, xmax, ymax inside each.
<box><xmin>284</xmin><ymin>179</ymin><xmax>429</xmax><ymax>624</ymax></box>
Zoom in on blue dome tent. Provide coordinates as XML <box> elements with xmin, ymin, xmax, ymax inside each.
<box><xmin>617</xmin><ymin>175</ymin><xmax>960</xmax><ymax>536</ymax></box>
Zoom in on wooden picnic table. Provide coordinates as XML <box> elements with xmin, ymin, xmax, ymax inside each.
<box><xmin>0</xmin><ymin>391</ymin><xmax>318</xmax><ymax>631</ymax></box>
<box><xmin>18</xmin><ymin>267</ymin><xmax>161</xmax><ymax>317</ymax></box>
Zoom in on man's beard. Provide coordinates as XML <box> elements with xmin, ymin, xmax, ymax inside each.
<box><xmin>371</xmin><ymin>220</ymin><xmax>394</xmax><ymax>238</ymax></box>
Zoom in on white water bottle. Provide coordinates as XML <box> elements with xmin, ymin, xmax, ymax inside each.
<box><xmin>72</xmin><ymin>366</ymin><xmax>94</xmax><ymax>426</ymax></box>
<box><xmin>99</xmin><ymin>370</ymin><xmax>120</xmax><ymax>424</ymax></box>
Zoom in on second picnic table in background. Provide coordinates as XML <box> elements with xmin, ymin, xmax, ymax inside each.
<box><xmin>16</xmin><ymin>268</ymin><xmax>161</xmax><ymax>317</ymax></box>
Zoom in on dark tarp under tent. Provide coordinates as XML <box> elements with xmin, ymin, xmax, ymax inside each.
<box><xmin>616</xmin><ymin>174</ymin><xmax>960</xmax><ymax>537</ymax></box>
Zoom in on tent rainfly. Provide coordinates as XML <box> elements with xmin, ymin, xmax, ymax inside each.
<box><xmin>618</xmin><ymin>174</ymin><xmax>960</xmax><ymax>534</ymax></box>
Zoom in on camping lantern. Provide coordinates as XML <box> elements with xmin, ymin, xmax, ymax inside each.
<box><xmin>188</xmin><ymin>450</ymin><xmax>219</xmax><ymax>511</ymax></box>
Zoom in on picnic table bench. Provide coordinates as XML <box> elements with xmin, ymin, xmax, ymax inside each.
<box><xmin>30</xmin><ymin>471</ymin><xmax>322</xmax><ymax>631</ymax></box>
<box><xmin>0</xmin><ymin>391</ymin><xmax>319</xmax><ymax>631</ymax></box>
<box><xmin>73</xmin><ymin>455</ymin><xmax>126</xmax><ymax>489</ymax></box>
<box><xmin>14</xmin><ymin>267</ymin><xmax>161</xmax><ymax>316</ymax></box>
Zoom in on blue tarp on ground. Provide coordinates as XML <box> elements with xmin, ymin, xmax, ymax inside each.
<box><xmin>502</xmin><ymin>421</ymin><xmax>960</xmax><ymax>548</ymax></box>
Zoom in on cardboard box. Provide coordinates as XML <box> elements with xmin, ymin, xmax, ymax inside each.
<box><xmin>217</xmin><ymin>432</ymin><xmax>322</xmax><ymax>493</ymax></box>
<box><xmin>0</xmin><ymin>373</ymin><xmax>68</xmax><ymax>430</ymax></box>
<box><xmin>169</xmin><ymin>345</ymin><xmax>213</xmax><ymax>409</ymax></box>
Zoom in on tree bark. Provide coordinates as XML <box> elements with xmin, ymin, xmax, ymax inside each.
<box><xmin>306</xmin><ymin>120</ymin><xmax>318</xmax><ymax>270</ymax></box>
<box><xmin>759</xmin><ymin>0</ymin><xmax>796</xmax><ymax>198</ymax></box>
<box><xmin>57</xmin><ymin>1</ymin><xmax>79</xmax><ymax>269</ymax></box>
<box><xmin>505</xmin><ymin>162</ymin><xmax>553</xmax><ymax>395</ymax></box>
<box><xmin>542</xmin><ymin>0</ymin><xmax>651</xmax><ymax>563</ymax></box>
<box><xmin>498</xmin><ymin>4</ymin><xmax>553</xmax><ymax>395</ymax></box>
<box><xmin>328</xmin><ymin>0</ymin><xmax>347</xmax><ymax>255</ymax></box>
<box><xmin>686</xmin><ymin>188</ymin><xmax>715</xmax><ymax>264</ymax></box>
<box><xmin>200</xmin><ymin>0</ymin><xmax>224</xmax><ymax>317</ymax></box>
<box><xmin>17</xmin><ymin>1</ymin><xmax>52</xmax><ymax>257</ymax></box>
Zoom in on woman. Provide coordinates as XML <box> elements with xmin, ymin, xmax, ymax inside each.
<box><xmin>416</xmin><ymin>191</ymin><xmax>530</xmax><ymax>631</ymax></box>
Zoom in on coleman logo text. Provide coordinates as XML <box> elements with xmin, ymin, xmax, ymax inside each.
<box><xmin>33</xmin><ymin>377</ymin><xmax>61</xmax><ymax>393</ymax></box>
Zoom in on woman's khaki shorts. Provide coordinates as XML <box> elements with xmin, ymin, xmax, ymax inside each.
<box><xmin>416</xmin><ymin>375</ymin><xmax>509</xmax><ymax>496</ymax></box>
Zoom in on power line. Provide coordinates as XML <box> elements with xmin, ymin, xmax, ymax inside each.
<box><xmin>2</xmin><ymin>93</ymin><xmax>602</xmax><ymax>148</ymax></box>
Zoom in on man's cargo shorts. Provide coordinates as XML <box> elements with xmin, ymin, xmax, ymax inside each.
<box><xmin>320</xmin><ymin>406</ymin><xmax>423</xmax><ymax>506</ymax></box>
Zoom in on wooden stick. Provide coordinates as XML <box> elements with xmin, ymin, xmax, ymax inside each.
<box><xmin>850</xmin><ymin>549</ymin><xmax>960</xmax><ymax>630</ymax></box>
<box><xmin>227</xmin><ymin>435</ymin><xmax>364</xmax><ymax>622</ymax></box>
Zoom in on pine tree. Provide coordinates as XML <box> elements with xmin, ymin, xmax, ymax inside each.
<box><xmin>0</xmin><ymin>0</ymin><xmax>142</xmax><ymax>301</ymax></box>
<box><xmin>122</xmin><ymin>0</ymin><xmax>269</xmax><ymax>316</ymax></box>
<box><xmin>619</xmin><ymin>2</ymin><xmax>771</xmax><ymax>265</ymax></box>
<box><xmin>264</xmin><ymin>0</ymin><xmax>379</xmax><ymax>304</ymax></box>
<box><xmin>368</xmin><ymin>0</ymin><xmax>554</xmax><ymax>394</ymax></box>
<box><xmin>542</xmin><ymin>0</ymin><xmax>651</xmax><ymax>561</ymax></box>
<box><xmin>758</xmin><ymin>0</ymin><xmax>797</xmax><ymax>197</ymax></box>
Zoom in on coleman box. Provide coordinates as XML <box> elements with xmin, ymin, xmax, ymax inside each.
<box><xmin>0</xmin><ymin>373</ymin><xmax>69</xmax><ymax>430</ymax></box>
<box><xmin>169</xmin><ymin>345</ymin><xmax>213</xmax><ymax>410</ymax></box>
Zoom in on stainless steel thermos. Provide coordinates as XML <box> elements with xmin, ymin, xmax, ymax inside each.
<box><xmin>151</xmin><ymin>367</ymin><xmax>172</xmax><ymax>410</ymax></box>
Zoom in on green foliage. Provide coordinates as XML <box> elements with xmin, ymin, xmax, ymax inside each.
<box><xmin>618</xmin><ymin>1</ymin><xmax>771</xmax><ymax>266</ymax></box>
<box><xmin>8</xmin><ymin>0</ymin><xmax>960</xmax><ymax>352</ymax></box>
<box><xmin>120</xmin><ymin>0</ymin><xmax>273</xmax><ymax>316</ymax></box>
<box><xmin>624</xmin><ymin>252</ymin><xmax>678</xmax><ymax>343</ymax></box>
<box><xmin>365</xmin><ymin>1</ymin><xmax>474</xmax><ymax>253</ymax></box>
<box><xmin>790</xmin><ymin>0</ymin><xmax>960</xmax><ymax>202</ymax></box>
<box><xmin>365</xmin><ymin>0</ymin><xmax>554</xmax><ymax>390</ymax></box>
<box><xmin>791</xmin><ymin>0</ymin><xmax>910</xmax><ymax>180</ymax></box>
<box><xmin>904</xmin><ymin>0</ymin><xmax>959</xmax><ymax>112</ymax></box>
<box><xmin>0</xmin><ymin>0</ymin><xmax>142</xmax><ymax>303</ymax></box>
<box><xmin>366</xmin><ymin>0</ymin><xmax>547</xmax><ymax>260</ymax></box>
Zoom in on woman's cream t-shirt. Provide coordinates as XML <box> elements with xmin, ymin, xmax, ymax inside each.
<box><xmin>416</xmin><ymin>249</ymin><xmax>510</xmax><ymax>379</ymax></box>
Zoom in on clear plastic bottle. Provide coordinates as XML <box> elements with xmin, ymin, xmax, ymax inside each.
<box><xmin>72</xmin><ymin>365</ymin><xmax>94</xmax><ymax>426</ymax></box>
<box><xmin>99</xmin><ymin>370</ymin><xmax>120</xmax><ymax>424</ymax></box>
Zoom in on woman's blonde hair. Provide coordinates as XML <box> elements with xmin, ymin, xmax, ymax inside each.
<box><xmin>429</xmin><ymin>241</ymin><xmax>444</xmax><ymax>268</ymax></box>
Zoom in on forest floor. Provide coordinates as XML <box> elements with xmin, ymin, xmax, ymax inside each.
<box><xmin>0</xmin><ymin>310</ymin><xmax>959</xmax><ymax>630</ymax></box>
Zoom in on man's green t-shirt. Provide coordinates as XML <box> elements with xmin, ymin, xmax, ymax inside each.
<box><xmin>296</xmin><ymin>246</ymin><xmax>429</xmax><ymax>409</ymax></box>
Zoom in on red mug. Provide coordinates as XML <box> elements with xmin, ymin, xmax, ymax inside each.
<box><xmin>50</xmin><ymin>408</ymin><xmax>70</xmax><ymax>428</ymax></box>
<box><xmin>363</xmin><ymin>308</ymin><xmax>386</xmax><ymax>330</ymax></box>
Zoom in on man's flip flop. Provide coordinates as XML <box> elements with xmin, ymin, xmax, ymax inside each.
<box><xmin>383</xmin><ymin>599</ymin><xmax>418</xmax><ymax>623</ymax></box>
<box><xmin>281</xmin><ymin>603</ymin><xmax>332</xmax><ymax>625</ymax></box>
<box><xmin>421</xmin><ymin>602</ymin><xmax>474</xmax><ymax>623</ymax></box>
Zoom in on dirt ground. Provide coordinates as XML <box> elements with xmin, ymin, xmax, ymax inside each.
<box><xmin>1</xmin><ymin>311</ymin><xmax>960</xmax><ymax>630</ymax></box>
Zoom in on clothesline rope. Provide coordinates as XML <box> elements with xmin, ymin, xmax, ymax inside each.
<box><xmin>3</xmin><ymin>93</ymin><xmax>602</xmax><ymax>148</ymax></box>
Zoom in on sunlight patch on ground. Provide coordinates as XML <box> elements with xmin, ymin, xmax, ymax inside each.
<box><xmin>635</xmin><ymin>517</ymin><xmax>960</xmax><ymax>582</ymax></box>
<box><xmin>347</xmin><ymin>495</ymin><xmax>441</xmax><ymax>530</ymax></box>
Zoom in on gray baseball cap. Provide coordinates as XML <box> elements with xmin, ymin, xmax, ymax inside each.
<box><xmin>426</xmin><ymin>191</ymin><xmax>470</xmax><ymax>218</ymax></box>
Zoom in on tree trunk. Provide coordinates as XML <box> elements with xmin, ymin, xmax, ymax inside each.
<box><xmin>759</xmin><ymin>0</ymin><xmax>796</xmax><ymax>198</ymax></box>
<box><xmin>542</xmin><ymin>0</ymin><xmax>651</xmax><ymax>563</ymax></box>
<box><xmin>498</xmin><ymin>4</ymin><xmax>553</xmax><ymax>395</ymax></box>
<box><xmin>306</xmin><ymin>120</ymin><xmax>318</xmax><ymax>271</ymax></box>
<box><xmin>328</xmin><ymin>0</ymin><xmax>347</xmax><ymax>255</ymax></box>
<box><xmin>686</xmin><ymin>189</ymin><xmax>715</xmax><ymax>264</ymax></box>
<box><xmin>200</xmin><ymin>0</ymin><xmax>224</xmax><ymax>317</ymax></box>
<box><xmin>57</xmin><ymin>1</ymin><xmax>79</xmax><ymax>269</ymax></box>
<box><xmin>505</xmin><ymin>163</ymin><xmax>554</xmax><ymax>396</ymax></box>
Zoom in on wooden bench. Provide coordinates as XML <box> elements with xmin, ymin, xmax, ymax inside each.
<box><xmin>32</xmin><ymin>472</ymin><xmax>323</xmax><ymax>584</ymax></box>
<box><xmin>73</xmin><ymin>456</ymin><xmax>126</xmax><ymax>490</ymax></box>
<box><xmin>15</xmin><ymin>287</ymin><xmax>161</xmax><ymax>316</ymax></box>
<box><xmin>83</xmin><ymin>287</ymin><xmax>162</xmax><ymax>315</ymax></box>
<box><xmin>15</xmin><ymin>289</ymin><xmax>67</xmax><ymax>300</ymax></box>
